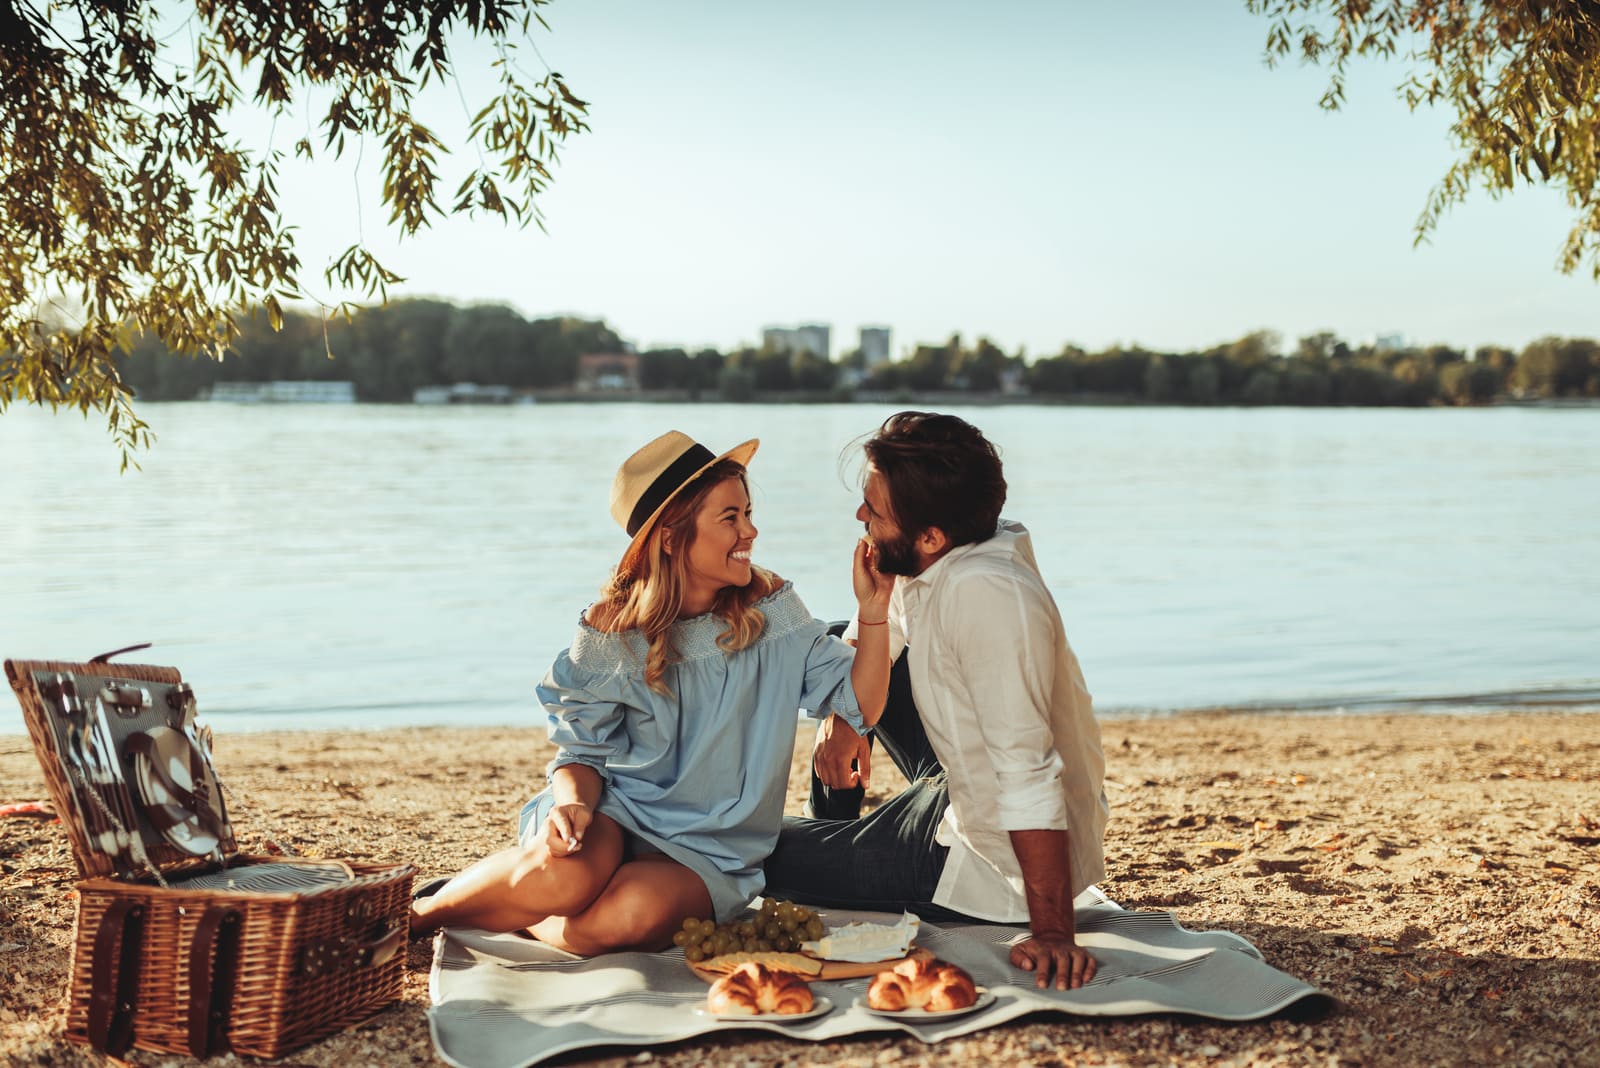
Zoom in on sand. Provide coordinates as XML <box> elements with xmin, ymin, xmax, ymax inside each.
<box><xmin>1</xmin><ymin>710</ymin><xmax>1597</xmax><ymax>1067</ymax></box>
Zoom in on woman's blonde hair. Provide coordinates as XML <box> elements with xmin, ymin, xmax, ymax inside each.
<box><xmin>589</xmin><ymin>459</ymin><xmax>779</xmax><ymax>692</ymax></box>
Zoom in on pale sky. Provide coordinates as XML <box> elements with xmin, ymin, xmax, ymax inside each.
<box><xmin>255</xmin><ymin>0</ymin><xmax>1594</xmax><ymax>359</ymax></box>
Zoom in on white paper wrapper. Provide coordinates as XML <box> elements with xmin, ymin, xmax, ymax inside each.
<box><xmin>801</xmin><ymin>912</ymin><xmax>920</xmax><ymax>963</ymax></box>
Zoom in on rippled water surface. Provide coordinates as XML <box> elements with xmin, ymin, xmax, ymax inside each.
<box><xmin>2</xmin><ymin>402</ymin><xmax>1597</xmax><ymax>730</ymax></box>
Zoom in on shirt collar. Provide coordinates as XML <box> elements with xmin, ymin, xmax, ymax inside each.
<box><xmin>902</xmin><ymin>519</ymin><xmax>1029</xmax><ymax>591</ymax></box>
<box><xmin>904</xmin><ymin>534</ymin><xmax>986</xmax><ymax>590</ymax></box>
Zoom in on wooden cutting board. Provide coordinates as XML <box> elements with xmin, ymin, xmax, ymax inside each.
<box><xmin>688</xmin><ymin>944</ymin><xmax>932</xmax><ymax>983</ymax></box>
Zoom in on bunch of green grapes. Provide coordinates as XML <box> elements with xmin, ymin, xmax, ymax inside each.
<box><xmin>672</xmin><ymin>899</ymin><xmax>828</xmax><ymax>962</ymax></box>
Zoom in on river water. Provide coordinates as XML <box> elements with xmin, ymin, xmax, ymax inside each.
<box><xmin>2</xmin><ymin>402</ymin><xmax>1596</xmax><ymax>731</ymax></box>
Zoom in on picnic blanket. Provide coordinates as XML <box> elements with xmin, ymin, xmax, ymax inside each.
<box><xmin>428</xmin><ymin>891</ymin><xmax>1329</xmax><ymax>1068</ymax></box>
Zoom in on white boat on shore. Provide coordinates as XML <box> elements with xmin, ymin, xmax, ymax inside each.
<box><xmin>205</xmin><ymin>381</ymin><xmax>356</xmax><ymax>404</ymax></box>
<box><xmin>412</xmin><ymin>383</ymin><xmax>532</xmax><ymax>405</ymax></box>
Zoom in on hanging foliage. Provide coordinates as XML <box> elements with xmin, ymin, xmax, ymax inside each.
<box><xmin>1249</xmin><ymin>2</ymin><xmax>1600</xmax><ymax>278</ymax></box>
<box><xmin>0</xmin><ymin>1</ymin><xmax>587</xmax><ymax>465</ymax></box>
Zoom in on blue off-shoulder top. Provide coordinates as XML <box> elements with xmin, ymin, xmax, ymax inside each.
<box><xmin>520</xmin><ymin>580</ymin><xmax>863</xmax><ymax>919</ymax></box>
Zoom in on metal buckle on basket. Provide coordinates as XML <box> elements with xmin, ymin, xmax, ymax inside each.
<box><xmin>300</xmin><ymin>921</ymin><xmax>403</xmax><ymax>977</ymax></box>
<box><xmin>300</xmin><ymin>938</ymin><xmax>343</xmax><ymax>978</ymax></box>
<box><xmin>166</xmin><ymin>683</ymin><xmax>197</xmax><ymax>727</ymax></box>
<box><xmin>100</xmin><ymin>684</ymin><xmax>152</xmax><ymax>717</ymax></box>
<box><xmin>345</xmin><ymin>897</ymin><xmax>378</xmax><ymax>928</ymax></box>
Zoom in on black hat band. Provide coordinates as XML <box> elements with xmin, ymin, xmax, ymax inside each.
<box><xmin>626</xmin><ymin>443</ymin><xmax>716</xmax><ymax>537</ymax></box>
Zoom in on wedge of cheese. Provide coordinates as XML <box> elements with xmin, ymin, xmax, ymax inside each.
<box><xmin>800</xmin><ymin>911</ymin><xmax>920</xmax><ymax>963</ymax></box>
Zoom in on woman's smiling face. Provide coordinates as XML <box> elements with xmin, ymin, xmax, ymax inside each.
<box><xmin>681</xmin><ymin>476</ymin><xmax>757</xmax><ymax>599</ymax></box>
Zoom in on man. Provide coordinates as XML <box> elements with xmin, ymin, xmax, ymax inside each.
<box><xmin>764</xmin><ymin>411</ymin><xmax>1108</xmax><ymax>990</ymax></box>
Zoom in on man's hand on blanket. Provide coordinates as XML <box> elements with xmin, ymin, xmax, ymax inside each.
<box><xmin>1011</xmin><ymin>932</ymin><xmax>1097</xmax><ymax>990</ymax></box>
<box><xmin>545</xmin><ymin>802</ymin><xmax>593</xmax><ymax>857</ymax></box>
<box><xmin>813</xmin><ymin>714</ymin><xmax>872</xmax><ymax>790</ymax></box>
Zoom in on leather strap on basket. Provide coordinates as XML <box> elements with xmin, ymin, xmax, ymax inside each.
<box><xmin>88</xmin><ymin>898</ymin><xmax>146</xmax><ymax>1055</ymax></box>
<box><xmin>186</xmin><ymin>906</ymin><xmax>243</xmax><ymax>1058</ymax></box>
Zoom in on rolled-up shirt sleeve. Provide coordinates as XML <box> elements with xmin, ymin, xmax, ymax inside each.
<box><xmin>949</xmin><ymin>571</ymin><xmax>1068</xmax><ymax>831</ymax></box>
<box><xmin>799</xmin><ymin>628</ymin><xmax>867</xmax><ymax>733</ymax></box>
<box><xmin>536</xmin><ymin>653</ymin><xmax>625</xmax><ymax>782</ymax></box>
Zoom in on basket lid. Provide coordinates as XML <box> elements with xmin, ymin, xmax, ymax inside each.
<box><xmin>5</xmin><ymin>658</ymin><xmax>238</xmax><ymax>880</ymax></box>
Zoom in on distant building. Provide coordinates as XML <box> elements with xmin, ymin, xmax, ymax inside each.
<box><xmin>576</xmin><ymin>352</ymin><xmax>640</xmax><ymax>391</ymax></box>
<box><xmin>858</xmin><ymin>326</ymin><xmax>891</xmax><ymax>368</ymax></box>
<box><xmin>762</xmin><ymin>323</ymin><xmax>831</xmax><ymax>360</ymax></box>
<box><xmin>1374</xmin><ymin>333</ymin><xmax>1407</xmax><ymax>352</ymax></box>
<box><xmin>794</xmin><ymin>323</ymin><xmax>830</xmax><ymax>360</ymax></box>
<box><xmin>206</xmin><ymin>381</ymin><xmax>356</xmax><ymax>403</ymax></box>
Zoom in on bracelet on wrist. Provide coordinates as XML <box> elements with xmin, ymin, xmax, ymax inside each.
<box><xmin>857</xmin><ymin>616</ymin><xmax>888</xmax><ymax>626</ymax></box>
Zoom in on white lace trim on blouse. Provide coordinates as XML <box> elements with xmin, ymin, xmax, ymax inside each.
<box><xmin>567</xmin><ymin>580</ymin><xmax>814</xmax><ymax>675</ymax></box>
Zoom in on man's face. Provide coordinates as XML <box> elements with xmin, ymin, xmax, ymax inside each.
<box><xmin>856</xmin><ymin>465</ymin><xmax>922</xmax><ymax>577</ymax></box>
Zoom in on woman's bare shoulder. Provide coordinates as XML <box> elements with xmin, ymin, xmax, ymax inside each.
<box><xmin>584</xmin><ymin>600</ymin><xmax>620</xmax><ymax>631</ymax></box>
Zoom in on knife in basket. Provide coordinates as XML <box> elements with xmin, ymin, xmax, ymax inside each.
<box><xmin>51</xmin><ymin>676</ymin><xmax>114</xmax><ymax>858</ymax></box>
<box><xmin>93</xmin><ymin>698</ymin><xmax>160</xmax><ymax>877</ymax></box>
<box><xmin>172</xmin><ymin>684</ymin><xmax>227</xmax><ymax>864</ymax></box>
<box><xmin>78</xmin><ymin>694</ymin><xmax>135</xmax><ymax>873</ymax></box>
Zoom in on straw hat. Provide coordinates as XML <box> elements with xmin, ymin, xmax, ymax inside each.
<box><xmin>610</xmin><ymin>431</ymin><xmax>759</xmax><ymax>570</ymax></box>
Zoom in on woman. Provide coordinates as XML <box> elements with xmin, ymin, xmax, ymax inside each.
<box><xmin>410</xmin><ymin>431</ymin><xmax>893</xmax><ymax>953</ymax></box>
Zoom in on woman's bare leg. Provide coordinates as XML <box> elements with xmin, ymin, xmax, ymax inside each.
<box><xmin>410</xmin><ymin>814</ymin><xmax>626</xmax><ymax>936</ymax></box>
<box><xmin>529</xmin><ymin>854</ymin><xmax>713</xmax><ymax>955</ymax></box>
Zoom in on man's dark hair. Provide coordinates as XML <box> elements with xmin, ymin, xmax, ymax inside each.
<box><xmin>864</xmin><ymin>411</ymin><xmax>1006</xmax><ymax>548</ymax></box>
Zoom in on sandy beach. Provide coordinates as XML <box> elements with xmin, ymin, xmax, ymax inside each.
<box><xmin>1</xmin><ymin>710</ymin><xmax>1596</xmax><ymax>1067</ymax></box>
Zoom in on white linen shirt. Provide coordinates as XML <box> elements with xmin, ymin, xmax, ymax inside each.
<box><xmin>846</xmin><ymin>520</ymin><xmax>1108</xmax><ymax>922</ymax></box>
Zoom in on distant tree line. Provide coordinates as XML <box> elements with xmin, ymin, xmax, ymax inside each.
<box><xmin>628</xmin><ymin>329</ymin><xmax>1600</xmax><ymax>406</ymax></box>
<box><xmin>116</xmin><ymin>299</ymin><xmax>622</xmax><ymax>402</ymax></box>
<box><xmin>113</xmin><ymin>299</ymin><xmax>1599</xmax><ymax>406</ymax></box>
<box><xmin>1018</xmin><ymin>331</ymin><xmax>1600</xmax><ymax>407</ymax></box>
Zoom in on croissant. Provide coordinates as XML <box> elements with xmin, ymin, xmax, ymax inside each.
<box><xmin>866</xmin><ymin>957</ymin><xmax>978</xmax><ymax>1012</ymax></box>
<box><xmin>705</xmin><ymin>962</ymin><xmax>815</xmax><ymax>1016</ymax></box>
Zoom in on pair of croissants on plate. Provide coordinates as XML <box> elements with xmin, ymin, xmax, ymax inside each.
<box><xmin>866</xmin><ymin>957</ymin><xmax>980</xmax><ymax>1012</ymax></box>
<box><xmin>705</xmin><ymin>957</ymin><xmax>978</xmax><ymax>1016</ymax></box>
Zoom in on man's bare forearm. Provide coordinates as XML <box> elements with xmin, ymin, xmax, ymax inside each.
<box><xmin>1007</xmin><ymin>827</ymin><xmax>1096</xmax><ymax>989</ymax></box>
<box><xmin>1008</xmin><ymin>828</ymin><xmax>1076</xmax><ymax>938</ymax></box>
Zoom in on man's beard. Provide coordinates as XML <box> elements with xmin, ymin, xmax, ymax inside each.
<box><xmin>870</xmin><ymin>529</ymin><xmax>921</xmax><ymax>577</ymax></box>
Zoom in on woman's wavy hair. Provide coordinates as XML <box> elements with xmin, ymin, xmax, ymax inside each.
<box><xmin>589</xmin><ymin>459</ymin><xmax>779</xmax><ymax>692</ymax></box>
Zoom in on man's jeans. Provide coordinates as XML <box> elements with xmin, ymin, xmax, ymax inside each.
<box><xmin>764</xmin><ymin>651</ymin><xmax>973</xmax><ymax>922</ymax></box>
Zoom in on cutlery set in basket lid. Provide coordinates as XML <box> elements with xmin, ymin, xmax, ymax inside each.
<box><xmin>6</xmin><ymin>649</ymin><xmax>415</xmax><ymax>1060</ymax></box>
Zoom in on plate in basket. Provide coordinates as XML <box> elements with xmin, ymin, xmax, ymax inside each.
<box><xmin>130</xmin><ymin>725</ymin><xmax>220</xmax><ymax>856</ymax></box>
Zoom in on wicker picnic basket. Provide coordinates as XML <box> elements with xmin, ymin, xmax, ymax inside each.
<box><xmin>6</xmin><ymin>656</ymin><xmax>415</xmax><ymax>1059</ymax></box>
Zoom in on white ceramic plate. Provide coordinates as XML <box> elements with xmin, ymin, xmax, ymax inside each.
<box><xmin>857</xmin><ymin>988</ymin><xmax>995</xmax><ymax>1019</ymax></box>
<box><xmin>693</xmin><ymin>994</ymin><xmax>833</xmax><ymax>1022</ymax></box>
<box><xmin>131</xmin><ymin>726</ymin><xmax>220</xmax><ymax>856</ymax></box>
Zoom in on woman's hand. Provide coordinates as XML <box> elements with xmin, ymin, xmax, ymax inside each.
<box><xmin>544</xmin><ymin>802</ymin><xmax>593</xmax><ymax>858</ymax></box>
<box><xmin>852</xmin><ymin>537</ymin><xmax>894</xmax><ymax>617</ymax></box>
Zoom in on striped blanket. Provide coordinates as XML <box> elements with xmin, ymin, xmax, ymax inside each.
<box><xmin>428</xmin><ymin>892</ymin><xmax>1329</xmax><ymax>1068</ymax></box>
